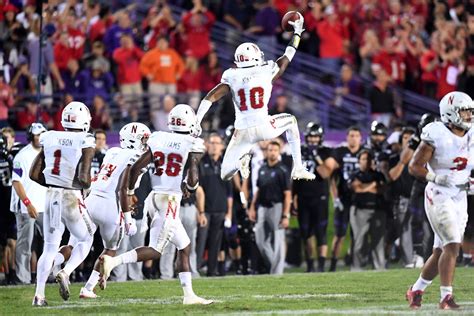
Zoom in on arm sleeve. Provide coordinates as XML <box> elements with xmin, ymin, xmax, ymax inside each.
<box><xmin>81</xmin><ymin>133</ymin><xmax>96</xmax><ymax>149</ymax></box>
<box><xmin>220</xmin><ymin>69</ymin><xmax>231</xmax><ymax>85</ymax></box>
<box><xmin>420</xmin><ymin>123</ymin><xmax>438</xmax><ymax>149</ymax></box>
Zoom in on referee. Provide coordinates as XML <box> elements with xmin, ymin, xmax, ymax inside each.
<box><xmin>248</xmin><ymin>141</ymin><xmax>291</xmax><ymax>275</ymax></box>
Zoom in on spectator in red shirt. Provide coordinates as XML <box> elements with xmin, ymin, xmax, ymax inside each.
<box><xmin>58</xmin><ymin>8</ymin><xmax>86</xmax><ymax>60</ymax></box>
<box><xmin>371</xmin><ymin>37</ymin><xmax>406</xmax><ymax>86</ymax></box>
<box><xmin>113</xmin><ymin>33</ymin><xmax>144</xmax><ymax>108</ymax></box>
<box><xmin>420</xmin><ymin>40</ymin><xmax>440</xmax><ymax>99</ymax></box>
<box><xmin>317</xmin><ymin>5</ymin><xmax>348</xmax><ymax>71</ymax></box>
<box><xmin>54</xmin><ymin>32</ymin><xmax>81</xmax><ymax>71</ymax></box>
<box><xmin>88</xmin><ymin>5</ymin><xmax>113</xmax><ymax>43</ymax></box>
<box><xmin>177</xmin><ymin>55</ymin><xmax>201</xmax><ymax>107</ymax></box>
<box><xmin>0</xmin><ymin>72</ymin><xmax>14</xmax><ymax>127</ymax></box>
<box><xmin>303</xmin><ymin>1</ymin><xmax>323</xmax><ymax>57</ymax></box>
<box><xmin>199</xmin><ymin>51</ymin><xmax>222</xmax><ymax>94</ymax></box>
<box><xmin>181</xmin><ymin>0</ymin><xmax>215</xmax><ymax>60</ymax></box>
<box><xmin>53</xmin><ymin>94</ymin><xmax>73</xmax><ymax>131</ymax></box>
<box><xmin>16</xmin><ymin>99</ymin><xmax>52</xmax><ymax>130</ymax></box>
<box><xmin>90</xmin><ymin>95</ymin><xmax>112</xmax><ymax>130</ymax></box>
<box><xmin>143</xmin><ymin>5</ymin><xmax>176</xmax><ymax>50</ymax></box>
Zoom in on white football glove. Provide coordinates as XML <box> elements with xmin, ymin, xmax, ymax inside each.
<box><xmin>333</xmin><ymin>198</ymin><xmax>344</xmax><ymax>211</ymax></box>
<box><xmin>123</xmin><ymin>212</ymin><xmax>137</xmax><ymax>236</ymax></box>
<box><xmin>191</xmin><ymin>123</ymin><xmax>202</xmax><ymax>138</ymax></box>
<box><xmin>426</xmin><ymin>172</ymin><xmax>453</xmax><ymax>187</ymax></box>
<box><xmin>224</xmin><ymin>217</ymin><xmax>232</xmax><ymax>228</ymax></box>
<box><xmin>288</xmin><ymin>12</ymin><xmax>305</xmax><ymax>36</ymax></box>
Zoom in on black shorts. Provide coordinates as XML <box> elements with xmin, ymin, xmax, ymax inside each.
<box><xmin>465</xmin><ymin>195</ymin><xmax>474</xmax><ymax>239</ymax></box>
<box><xmin>334</xmin><ymin>199</ymin><xmax>351</xmax><ymax>238</ymax></box>
<box><xmin>297</xmin><ymin>195</ymin><xmax>328</xmax><ymax>245</ymax></box>
<box><xmin>0</xmin><ymin>187</ymin><xmax>16</xmax><ymax>245</ymax></box>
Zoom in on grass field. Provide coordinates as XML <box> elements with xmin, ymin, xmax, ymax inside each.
<box><xmin>1</xmin><ymin>268</ymin><xmax>473</xmax><ymax>315</ymax></box>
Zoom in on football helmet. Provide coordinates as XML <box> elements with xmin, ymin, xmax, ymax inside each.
<box><xmin>119</xmin><ymin>123</ymin><xmax>151</xmax><ymax>152</ymax></box>
<box><xmin>370</xmin><ymin>121</ymin><xmax>388</xmax><ymax>135</ymax></box>
<box><xmin>61</xmin><ymin>102</ymin><xmax>91</xmax><ymax>132</ymax></box>
<box><xmin>304</xmin><ymin>122</ymin><xmax>324</xmax><ymax>138</ymax></box>
<box><xmin>439</xmin><ymin>91</ymin><xmax>474</xmax><ymax>130</ymax></box>
<box><xmin>234</xmin><ymin>42</ymin><xmax>264</xmax><ymax>68</ymax></box>
<box><xmin>168</xmin><ymin>104</ymin><xmax>198</xmax><ymax>134</ymax></box>
<box><xmin>27</xmin><ymin>122</ymin><xmax>47</xmax><ymax>141</ymax></box>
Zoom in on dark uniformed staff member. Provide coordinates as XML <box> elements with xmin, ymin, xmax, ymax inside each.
<box><xmin>196</xmin><ymin>133</ymin><xmax>233</xmax><ymax>276</ymax></box>
<box><xmin>387</xmin><ymin>127</ymin><xmax>416</xmax><ymax>267</ymax></box>
<box><xmin>90</xmin><ymin>129</ymin><xmax>107</xmax><ymax>179</ymax></box>
<box><xmin>406</xmin><ymin>113</ymin><xmax>437</xmax><ymax>262</ymax></box>
<box><xmin>0</xmin><ymin>127</ymin><xmax>23</xmax><ymax>285</ymax></box>
<box><xmin>366</xmin><ymin>121</ymin><xmax>391</xmax><ymax>178</ymax></box>
<box><xmin>293</xmin><ymin>122</ymin><xmax>336</xmax><ymax>272</ymax></box>
<box><xmin>330</xmin><ymin>126</ymin><xmax>363</xmax><ymax>271</ymax></box>
<box><xmin>349</xmin><ymin>149</ymin><xmax>387</xmax><ymax>271</ymax></box>
<box><xmin>248</xmin><ymin>140</ymin><xmax>291</xmax><ymax>275</ymax></box>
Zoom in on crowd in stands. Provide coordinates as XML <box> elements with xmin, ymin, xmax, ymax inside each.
<box><xmin>0</xmin><ymin>0</ymin><xmax>472</xmax><ymax>131</ymax></box>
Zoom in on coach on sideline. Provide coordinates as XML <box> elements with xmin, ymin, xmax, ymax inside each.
<box><xmin>248</xmin><ymin>141</ymin><xmax>291</xmax><ymax>275</ymax></box>
<box><xmin>11</xmin><ymin>123</ymin><xmax>47</xmax><ymax>284</ymax></box>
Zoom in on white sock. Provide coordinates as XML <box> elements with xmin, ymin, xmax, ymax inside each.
<box><xmin>53</xmin><ymin>253</ymin><xmax>65</xmax><ymax>267</ymax></box>
<box><xmin>463</xmin><ymin>253</ymin><xmax>472</xmax><ymax>259</ymax></box>
<box><xmin>286</xmin><ymin>123</ymin><xmax>303</xmax><ymax>168</ymax></box>
<box><xmin>178</xmin><ymin>272</ymin><xmax>195</xmax><ymax>297</ymax></box>
<box><xmin>412</xmin><ymin>275</ymin><xmax>432</xmax><ymax>292</ymax></box>
<box><xmin>440</xmin><ymin>286</ymin><xmax>453</xmax><ymax>302</ymax></box>
<box><xmin>35</xmin><ymin>243</ymin><xmax>59</xmax><ymax>297</ymax></box>
<box><xmin>118</xmin><ymin>250</ymin><xmax>138</xmax><ymax>265</ymax></box>
<box><xmin>85</xmin><ymin>270</ymin><xmax>101</xmax><ymax>291</ymax></box>
<box><xmin>63</xmin><ymin>240</ymin><xmax>91</xmax><ymax>276</ymax></box>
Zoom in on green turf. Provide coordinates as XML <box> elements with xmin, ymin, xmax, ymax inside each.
<box><xmin>1</xmin><ymin>268</ymin><xmax>473</xmax><ymax>315</ymax></box>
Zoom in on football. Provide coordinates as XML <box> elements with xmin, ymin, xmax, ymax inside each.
<box><xmin>281</xmin><ymin>11</ymin><xmax>301</xmax><ymax>32</ymax></box>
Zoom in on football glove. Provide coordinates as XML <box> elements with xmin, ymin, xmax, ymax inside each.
<box><xmin>288</xmin><ymin>12</ymin><xmax>305</xmax><ymax>36</ymax></box>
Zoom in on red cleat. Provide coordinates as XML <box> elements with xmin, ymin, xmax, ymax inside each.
<box><xmin>439</xmin><ymin>294</ymin><xmax>460</xmax><ymax>310</ymax></box>
<box><xmin>406</xmin><ymin>286</ymin><xmax>423</xmax><ymax>309</ymax></box>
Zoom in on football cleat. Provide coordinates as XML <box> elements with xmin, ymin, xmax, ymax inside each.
<box><xmin>239</xmin><ymin>153</ymin><xmax>251</xmax><ymax>179</ymax></box>
<box><xmin>99</xmin><ymin>255</ymin><xmax>114</xmax><ymax>290</ymax></box>
<box><xmin>406</xmin><ymin>286</ymin><xmax>423</xmax><ymax>309</ymax></box>
<box><xmin>79</xmin><ymin>287</ymin><xmax>98</xmax><ymax>299</ymax></box>
<box><xmin>291</xmin><ymin>166</ymin><xmax>315</xmax><ymax>180</ymax></box>
<box><xmin>32</xmin><ymin>296</ymin><xmax>48</xmax><ymax>307</ymax></box>
<box><xmin>439</xmin><ymin>294</ymin><xmax>460</xmax><ymax>310</ymax></box>
<box><xmin>55</xmin><ymin>269</ymin><xmax>70</xmax><ymax>301</ymax></box>
<box><xmin>183</xmin><ymin>295</ymin><xmax>214</xmax><ymax>305</ymax></box>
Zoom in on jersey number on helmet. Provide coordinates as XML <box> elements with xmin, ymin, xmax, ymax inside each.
<box><xmin>237</xmin><ymin>87</ymin><xmax>264</xmax><ymax>111</ymax></box>
<box><xmin>52</xmin><ymin>150</ymin><xmax>62</xmax><ymax>175</ymax></box>
<box><xmin>153</xmin><ymin>151</ymin><xmax>183</xmax><ymax>177</ymax></box>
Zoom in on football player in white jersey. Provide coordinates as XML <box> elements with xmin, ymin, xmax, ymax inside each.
<box><xmin>30</xmin><ymin>102</ymin><xmax>96</xmax><ymax>306</ymax></box>
<box><xmin>74</xmin><ymin>123</ymin><xmax>150</xmax><ymax>299</ymax></box>
<box><xmin>194</xmin><ymin>13</ymin><xmax>314</xmax><ymax>181</ymax></box>
<box><xmin>406</xmin><ymin>91</ymin><xmax>474</xmax><ymax>310</ymax></box>
<box><xmin>99</xmin><ymin>104</ymin><xmax>213</xmax><ymax>305</ymax></box>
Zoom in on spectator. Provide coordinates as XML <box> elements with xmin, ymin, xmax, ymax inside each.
<box><xmin>196</xmin><ymin>133</ymin><xmax>233</xmax><ymax>276</ymax></box>
<box><xmin>334</xmin><ymin>64</ymin><xmax>361</xmax><ymax>106</ymax></box>
<box><xmin>54</xmin><ymin>31</ymin><xmax>81</xmax><ymax>71</ymax></box>
<box><xmin>317</xmin><ymin>5</ymin><xmax>348</xmax><ymax>71</ymax></box>
<box><xmin>79</xmin><ymin>60</ymin><xmax>114</xmax><ymax>104</ymax></box>
<box><xmin>52</xmin><ymin>94</ymin><xmax>73</xmax><ymax>131</ymax></box>
<box><xmin>143</xmin><ymin>5</ymin><xmax>176</xmax><ymax>50</ymax></box>
<box><xmin>0</xmin><ymin>4</ymin><xmax>19</xmax><ymax>41</ymax></box>
<box><xmin>103</xmin><ymin>11</ymin><xmax>133</xmax><ymax>56</ymax></box>
<box><xmin>10</xmin><ymin>57</ymin><xmax>35</xmax><ymax>95</ymax></box>
<box><xmin>113</xmin><ymin>33</ymin><xmax>144</xmax><ymax>108</ymax></box>
<box><xmin>58</xmin><ymin>8</ymin><xmax>86</xmax><ymax>61</ymax></box>
<box><xmin>199</xmin><ymin>51</ymin><xmax>222</xmax><ymax>94</ymax></box>
<box><xmin>368</xmin><ymin>69</ymin><xmax>397</xmax><ymax>127</ymax></box>
<box><xmin>61</xmin><ymin>59</ymin><xmax>83</xmax><ymax>100</ymax></box>
<box><xmin>88</xmin><ymin>4</ymin><xmax>113</xmax><ymax>43</ymax></box>
<box><xmin>248</xmin><ymin>141</ymin><xmax>290</xmax><ymax>275</ymax></box>
<box><xmin>140</xmin><ymin>36</ymin><xmax>184</xmax><ymax>101</ymax></box>
<box><xmin>90</xmin><ymin>95</ymin><xmax>112</xmax><ymax>130</ymax></box>
<box><xmin>0</xmin><ymin>72</ymin><xmax>14</xmax><ymax>127</ymax></box>
<box><xmin>90</xmin><ymin>129</ymin><xmax>107</xmax><ymax>180</ymax></box>
<box><xmin>349</xmin><ymin>149</ymin><xmax>387</xmax><ymax>271</ymax></box>
<box><xmin>359</xmin><ymin>29</ymin><xmax>381</xmax><ymax>80</ymax></box>
<box><xmin>269</xmin><ymin>94</ymin><xmax>294</xmax><ymax>116</ymax></box>
<box><xmin>177</xmin><ymin>55</ymin><xmax>201</xmax><ymax>104</ymax></box>
<box><xmin>83</xmin><ymin>41</ymin><xmax>111</xmax><ymax>73</ymax></box>
<box><xmin>303</xmin><ymin>0</ymin><xmax>323</xmax><ymax>57</ymax></box>
<box><xmin>151</xmin><ymin>94</ymin><xmax>175</xmax><ymax>132</ymax></box>
<box><xmin>222</xmin><ymin>0</ymin><xmax>252</xmax><ymax>32</ymax></box>
<box><xmin>181</xmin><ymin>0</ymin><xmax>215</xmax><ymax>59</ymax></box>
<box><xmin>16</xmin><ymin>99</ymin><xmax>52</xmax><ymax>130</ymax></box>
<box><xmin>371</xmin><ymin>37</ymin><xmax>406</xmax><ymax>86</ymax></box>
<box><xmin>247</xmin><ymin>0</ymin><xmax>280</xmax><ymax>60</ymax></box>
<box><xmin>419</xmin><ymin>39</ymin><xmax>440</xmax><ymax>99</ymax></box>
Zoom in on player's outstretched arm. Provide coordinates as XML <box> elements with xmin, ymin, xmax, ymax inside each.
<box><xmin>29</xmin><ymin>149</ymin><xmax>46</xmax><ymax>186</ymax></box>
<box><xmin>77</xmin><ymin>147</ymin><xmax>95</xmax><ymax>189</ymax></box>
<box><xmin>273</xmin><ymin>12</ymin><xmax>304</xmax><ymax>82</ymax></box>
<box><xmin>196</xmin><ymin>83</ymin><xmax>230</xmax><ymax>127</ymax></box>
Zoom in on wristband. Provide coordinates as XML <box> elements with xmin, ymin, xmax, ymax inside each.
<box><xmin>282</xmin><ymin>213</ymin><xmax>290</xmax><ymax>219</ymax></box>
<box><xmin>289</xmin><ymin>34</ymin><xmax>301</xmax><ymax>49</ymax></box>
<box><xmin>425</xmin><ymin>172</ymin><xmax>436</xmax><ymax>182</ymax></box>
<box><xmin>127</xmin><ymin>188</ymin><xmax>135</xmax><ymax>196</ymax></box>
<box><xmin>284</xmin><ymin>46</ymin><xmax>296</xmax><ymax>61</ymax></box>
<box><xmin>124</xmin><ymin>211</ymin><xmax>133</xmax><ymax>223</ymax></box>
<box><xmin>22</xmin><ymin>198</ymin><xmax>31</xmax><ymax>207</ymax></box>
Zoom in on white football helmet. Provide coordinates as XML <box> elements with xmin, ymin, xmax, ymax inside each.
<box><xmin>168</xmin><ymin>104</ymin><xmax>198</xmax><ymax>134</ymax></box>
<box><xmin>119</xmin><ymin>122</ymin><xmax>151</xmax><ymax>152</ymax></box>
<box><xmin>61</xmin><ymin>101</ymin><xmax>91</xmax><ymax>131</ymax></box>
<box><xmin>439</xmin><ymin>91</ymin><xmax>474</xmax><ymax>130</ymax></box>
<box><xmin>234</xmin><ymin>42</ymin><xmax>264</xmax><ymax>68</ymax></box>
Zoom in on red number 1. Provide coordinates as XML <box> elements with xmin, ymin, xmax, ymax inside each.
<box><xmin>52</xmin><ymin>149</ymin><xmax>61</xmax><ymax>175</ymax></box>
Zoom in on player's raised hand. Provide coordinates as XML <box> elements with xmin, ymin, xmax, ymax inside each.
<box><xmin>288</xmin><ymin>12</ymin><xmax>305</xmax><ymax>36</ymax></box>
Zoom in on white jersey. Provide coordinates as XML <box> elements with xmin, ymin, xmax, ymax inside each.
<box><xmin>40</xmin><ymin>131</ymin><xmax>95</xmax><ymax>189</ymax></box>
<box><xmin>221</xmin><ymin>60</ymin><xmax>279</xmax><ymax>129</ymax></box>
<box><xmin>148</xmin><ymin>131</ymin><xmax>205</xmax><ymax>195</ymax></box>
<box><xmin>421</xmin><ymin>122</ymin><xmax>474</xmax><ymax>194</ymax></box>
<box><xmin>90</xmin><ymin>147</ymin><xmax>141</xmax><ymax>195</ymax></box>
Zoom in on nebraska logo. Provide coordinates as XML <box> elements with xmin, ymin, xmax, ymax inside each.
<box><xmin>448</xmin><ymin>95</ymin><xmax>454</xmax><ymax>105</ymax></box>
<box><xmin>166</xmin><ymin>199</ymin><xmax>178</xmax><ymax>219</ymax></box>
<box><xmin>131</xmin><ymin>125</ymin><xmax>137</xmax><ymax>133</ymax></box>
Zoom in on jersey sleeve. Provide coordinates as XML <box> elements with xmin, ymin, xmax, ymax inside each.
<box><xmin>12</xmin><ymin>152</ymin><xmax>25</xmax><ymax>182</ymax></box>
<box><xmin>127</xmin><ymin>151</ymin><xmax>144</xmax><ymax>166</ymax></box>
<box><xmin>39</xmin><ymin>131</ymin><xmax>49</xmax><ymax>147</ymax></box>
<box><xmin>190</xmin><ymin>138</ymin><xmax>205</xmax><ymax>153</ymax></box>
<box><xmin>81</xmin><ymin>133</ymin><xmax>96</xmax><ymax>149</ymax></box>
<box><xmin>267</xmin><ymin>60</ymin><xmax>280</xmax><ymax>77</ymax></box>
<box><xmin>420</xmin><ymin>122</ymin><xmax>441</xmax><ymax>148</ymax></box>
<box><xmin>220</xmin><ymin>69</ymin><xmax>232</xmax><ymax>85</ymax></box>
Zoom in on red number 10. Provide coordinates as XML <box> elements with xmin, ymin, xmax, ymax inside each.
<box><xmin>238</xmin><ymin>87</ymin><xmax>264</xmax><ymax>111</ymax></box>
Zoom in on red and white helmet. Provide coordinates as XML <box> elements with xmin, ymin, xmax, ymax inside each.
<box><xmin>119</xmin><ymin>122</ymin><xmax>151</xmax><ymax>152</ymax></box>
<box><xmin>168</xmin><ymin>104</ymin><xmax>198</xmax><ymax>134</ymax></box>
<box><xmin>234</xmin><ymin>42</ymin><xmax>264</xmax><ymax>68</ymax></box>
<box><xmin>61</xmin><ymin>101</ymin><xmax>91</xmax><ymax>131</ymax></box>
<box><xmin>439</xmin><ymin>91</ymin><xmax>474</xmax><ymax>130</ymax></box>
